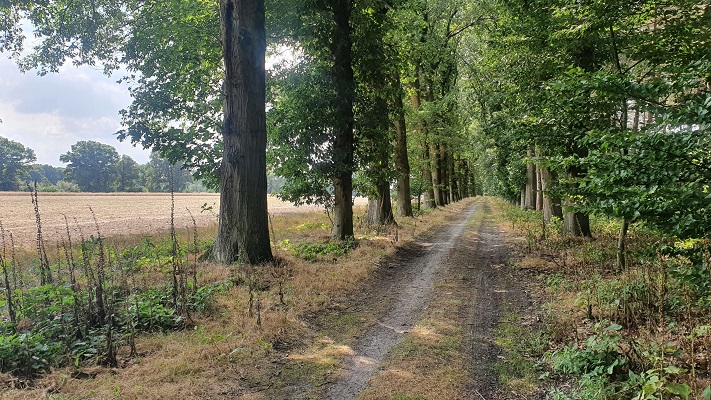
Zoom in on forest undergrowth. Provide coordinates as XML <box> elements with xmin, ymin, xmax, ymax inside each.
<box><xmin>497</xmin><ymin>203</ymin><xmax>711</xmax><ymax>400</ymax></box>
<box><xmin>0</xmin><ymin>189</ymin><xmax>456</xmax><ymax>399</ymax></box>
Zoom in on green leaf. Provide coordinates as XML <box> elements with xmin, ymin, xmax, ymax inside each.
<box><xmin>663</xmin><ymin>365</ymin><xmax>685</xmax><ymax>375</ymax></box>
<box><xmin>665</xmin><ymin>383</ymin><xmax>691</xmax><ymax>400</ymax></box>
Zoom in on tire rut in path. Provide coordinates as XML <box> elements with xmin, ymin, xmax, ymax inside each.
<box><xmin>460</xmin><ymin>201</ymin><xmax>529</xmax><ymax>399</ymax></box>
<box><xmin>325</xmin><ymin>202</ymin><xmax>480</xmax><ymax>399</ymax></box>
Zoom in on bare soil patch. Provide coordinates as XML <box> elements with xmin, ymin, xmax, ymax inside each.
<box><xmin>459</xmin><ymin>201</ymin><xmax>537</xmax><ymax>400</ymax></box>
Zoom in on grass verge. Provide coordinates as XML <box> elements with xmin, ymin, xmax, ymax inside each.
<box><xmin>0</xmin><ymin>199</ymin><xmax>479</xmax><ymax>399</ymax></box>
<box><xmin>493</xmin><ymin>202</ymin><xmax>711</xmax><ymax>399</ymax></box>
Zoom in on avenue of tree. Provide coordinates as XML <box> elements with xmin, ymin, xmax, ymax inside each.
<box><xmin>1</xmin><ymin>0</ymin><xmax>709</xmax><ymax>265</ymax></box>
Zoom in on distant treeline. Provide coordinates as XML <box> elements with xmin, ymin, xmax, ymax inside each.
<box><xmin>0</xmin><ymin>137</ymin><xmax>284</xmax><ymax>193</ymax></box>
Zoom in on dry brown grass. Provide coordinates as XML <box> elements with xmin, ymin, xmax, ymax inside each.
<box><xmin>345</xmin><ymin>199</ymin><xmax>486</xmax><ymax>400</ymax></box>
<box><xmin>360</xmin><ymin>289</ymin><xmax>471</xmax><ymax>400</ymax></box>
<box><xmin>492</xmin><ymin>200</ymin><xmax>711</xmax><ymax>397</ymax></box>
<box><xmin>0</xmin><ymin>198</ymin><xmax>477</xmax><ymax>399</ymax></box>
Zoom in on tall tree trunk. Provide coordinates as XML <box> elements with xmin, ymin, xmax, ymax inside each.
<box><xmin>617</xmin><ymin>218</ymin><xmax>629</xmax><ymax>270</ymax></box>
<box><xmin>367</xmin><ymin>180</ymin><xmax>395</xmax><ymax>226</ymax></box>
<box><xmin>461</xmin><ymin>159</ymin><xmax>470</xmax><ymax>199</ymax></box>
<box><xmin>430</xmin><ymin>143</ymin><xmax>444</xmax><ymax>207</ymax></box>
<box><xmin>329</xmin><ymin>0</ymin><xmax>355</xmax><ymax>240</ymax></box>
<box><xmin>393</xmin><ymin>73</ymin><xmax>412</xmax><ymax>217</ymax></box>
<box><xmin>441</xmin><ymin>143</ymin><xmax>453</xmax><ymax>204</ymax></box>
<box><xmin>536</xmin><ymin>163</ymin><xmax>543</xmax><ymax>211</ymax></box>
<box><xmin>409</xmin><ymin>64</ymin><xmax>435</xmax><ymax>209</ymax></box>
<box><xmin>380</xmin><ymin>183</ymin><xmax>394</xmax><ymax>224</ymax></box>
<box><xmin>576</xmin><ymin>212</ymin><xmax>592</xmax><ymax>237</ymax></box>
<box><xmin>520</xmin><ymin>188</ymin><xmax>526</xmax><ymax>209</ymax></box>
<box><xmin>450</xmin><ymin>155</ymin><xmax>458</xmax><ymax>202</ymax></box>
<box><xmin>616</xmin><ymin>104</ymin><xmax>636</xmax><ymax>270</ymax></box>
<box><xmin>420</xmin><ymin>135</ymin><xmax>435</xmax><ymax>209</ymax></box>
<box><xmin>422</xmin><ymin>72</ymin><xmax>444</xmax><ymax>207</ymax></box>
<box><xmin>213</xmin><ymin>0</ymin><xmax>272</xmax><ymax>264</ymax></box>
<box><xmin>563</xmin><ymin>171</ymin><xmax>592</xmax><ymax>238</ymax></box>
<box><xmin>540</xmin><ymin>165</ymin><xmax>562</xmax><ymax>222</ymax></box>
<box><xmin>421</xmin><ymin>154</ymin><xmax>435</xmax><ymax>209</ymax></box>
<box><xmin>440</xmin><ymin>144</ymin><xmax>447</xmax><ymax>204</ymax></box>
<box><xmin>466</xmin><ymin>160</ymin><xmax>476</xmax><ymax>197</ymax></box>
<box><xmin>525</xmin><ymin>148</ymin><xmax>536</xmax><ymax>210</ymax></box>
<box><xmin>457</xmin><ymin>158</ymin><xmax>465</xmax><ymax>200</ymax></box>
<box><xmin>563</xmin><ymin>206</ymin><xmax>592</xmax><ymax>238</ymax></box>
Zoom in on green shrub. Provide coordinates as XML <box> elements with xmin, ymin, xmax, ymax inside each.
<box><xmin>290</xmin><ymin>238</ymin><xmax>358</xmax><ymax>260</ymax></box>
<box><xmin>189</xmin><ymin>281</ymin><xmax>230</xmax><ymax>312</ymax></box>
<box><xmin>0</xmin><ymin>332</ymin><xmax>62</xmax><ymax>377</ymax></box>
<box><xmin>69</xmin><ymin>327</ymin><xmax>109</xmax><ymax>366</ymax></box>
<box><xmin>549</xmin><ymin>321</ymin><xmax>627</xmax><ymax>380</ymax></box>
<box><xmin>126</xmin><ymin>290</ymin><xmax>184</xmax><ymax>332</ymax></box>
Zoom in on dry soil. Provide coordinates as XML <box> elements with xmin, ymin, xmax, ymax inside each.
<box><xmin>324</xmin><ymin>197</ymin><xmax>531</xmax><ymax>399</ymax></box>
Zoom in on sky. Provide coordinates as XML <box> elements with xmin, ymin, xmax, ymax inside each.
<box><xmin>0</xmin><ymin>56</ymin><xmax>151</xmax><ymax>167</ymax></box>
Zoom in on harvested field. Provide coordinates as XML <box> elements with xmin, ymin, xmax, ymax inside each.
<box><xmin>0</xmin><ymin>192</ymin><xmax>361</xmax><ymax>248</ymax></box>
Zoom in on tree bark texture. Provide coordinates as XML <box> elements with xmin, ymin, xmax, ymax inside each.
<box><xmin>409</xmin><ymin>71</ymin><xmax>435</xmax><ymax>209</ymax></box>
<box><xmin>540</xmin><ymin>165</ymin><xmax>562</xmax><ymax>222</ymax></box>
<box><xmin>466</xmin><ymin>160</ymin><xmax>476</xmax><ymax>197</ymax></box>
<box><xmin>421</xmin><ymin>150</ymin><xmax>435</xmax><ymax>209</ymax></box>
<box><xmin>366</xmin><ymin>180</ymin><xmax>395</xmax><ymax>226</ymax></box>
<box><xmin>617</xmin><ymin>218</ymin><xmax>629</xmax><ymax>270</ymax></box>
<box><xmin>616</xmin><ymin>109</ymin><xmax>636</xmax><ymax>270</ymax></box>
<box><xmin>393</xmin><ymin>74</ymin><xmax>413</xmax><ymax>217</ymax></box>
<box><xmin>563</xmin><ymin>171</ymin><xmax>592</xmax><ymax>238</ymax></box>
<box><xmin>460</xmin><ymin>160</ymin><xmax>471</xmax><ymax>199</ymax></box>
<box><xmin>328</xmin><ymin>0</ymin><xmax>355</xmax><ymax>240</ymax></box>
<box><xmin>535</xmin><ymin>163</ymin><xmax>543</xmax><ymax>211</ymax></box>
<box><xmin>213</xmin><ymin>0</ymin><xmax>273</xmax><ymax>264</ymax></box>
<box><xmin>457</xmin><ymin>159</ymin><xmax>466</xmax><ymax>200</ymax></box>
<box><xmin>449</xmin><ymin>155</ymin><xmax>458</xmax><ymax>202</ymax></box>
<box><xmin>422</xmin><ymin>70</ymin><xmax>444</xmax><ymax>207</ymax></box>
<box><xmin>563</xmin><ymin>209</ymin><xmax>592</xmax><ymax>238</ymax></box>
<box><xmin>441</xmin><ymin>143</ymin><xmax>452</xmax><ymax>204</ymax></box>
<box><xmin>430</xmin><ymin>143</ymin><xmax>444</xmax><ymax>207</ymax></box>
<box><xmin>525</xmin><ymin>148</ymin><xmax>536</xmax><ymax>210</ymax></box>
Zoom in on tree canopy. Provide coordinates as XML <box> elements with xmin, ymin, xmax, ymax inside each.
<box><xmin>3</xmin><ymin>0</ymin><xmax>710</xmax><ymax>248</ymax></box>
<box><xmin>59</xmin><ymin>140</ymin><xmax>120</xmax><ymax>192</ymax></box>
<box><xmin>0</xmin><ymin>136</ymin><xmax>36</xmax><ymax>191</ymax></box>
<box><xmin>144</xmin><ymin>152</ymin><xmax>194</xmax><ymax>193</ymax></box>
<box><xmin>461</xmin><ymin>0</ymin><xmax>711</xmax><ymax>238</ymax></box>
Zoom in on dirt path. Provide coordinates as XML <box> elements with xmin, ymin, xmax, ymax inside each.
<box><xmin>325</xmin><ymin>197</ymin><xmax>528</xmax><ymax>399</ymax></box>
<box><xmin>460</xmin><ymin>201</ymin><xmax>530</xmax><ymax>399</ymax></box>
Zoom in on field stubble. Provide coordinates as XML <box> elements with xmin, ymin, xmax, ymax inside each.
<box><xmin>0</xmin><ymin>192</ymin><xmax>365</xmax><ymax>248</ymax></box>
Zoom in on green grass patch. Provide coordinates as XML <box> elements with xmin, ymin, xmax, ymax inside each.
<box><xmin>282</xmin><ymin>238</ymin><xmax>358</xmax><ymax>261</ymax></box>
<box><xmin>493</xmin><ymin>312</ymin><xmax>549</xmax><ymax>395</ymax></box>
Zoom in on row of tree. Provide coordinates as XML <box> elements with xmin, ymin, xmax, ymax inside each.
<box><xmin>5</xmin><ymin>0</ymin><xmax>705</xmax><ymax>264</ymax></box>
<box><xmin>0</xmin><ymin>136</ymin><xmax>202</xmax><ymax>192</ymax></box>
<box><xmin>1</xmin><ymin>0</ymin><xmax>482</xmax><ymax>263</ymax></box>
<box><xmin>461</xmin><ymin>0</ymin><xmax>711</xmax><ymax>266</ymax></box>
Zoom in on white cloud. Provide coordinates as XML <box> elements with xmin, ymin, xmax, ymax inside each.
<box><xmin>0</xmin><ymin>57</ymin><xmax>150</xmax><ymax>166</ymax></box>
